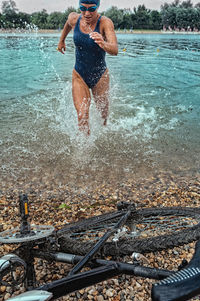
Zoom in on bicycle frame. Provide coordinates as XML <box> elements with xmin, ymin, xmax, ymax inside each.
<box><xmin>0</xmin><ymin>195</ymin><xmax>141</xmax><ymax>292</ymax></box>
<box><xmin>32</xmin><ymin>250</ymin><xmax>172</xmax><ymax>299</ymax></box>
<box><xmin>2</xmin><ymin>194</ymin><xmax>200</xmax><ymax>301</ymax></box>
<box><xmin>4</xmin><ymin>240</ymin><xmax>200</xmax><ymax>301</ymax></box>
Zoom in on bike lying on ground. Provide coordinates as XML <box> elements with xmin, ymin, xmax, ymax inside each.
<box><xmin>1</xmin><ymin>194</ymin><xmax>200</xmax><ymax>300</ymax></box>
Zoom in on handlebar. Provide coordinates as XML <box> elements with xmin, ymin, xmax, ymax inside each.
<box><xmin>152</xmin><ymin>240</ymin><xmax>200</xmax><ymax>301</ymax></box>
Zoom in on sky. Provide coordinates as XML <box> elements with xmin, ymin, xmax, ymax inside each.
<box><xmin>1</xmin><ymin>0</ymin><xmax>200</xmax><ymax>13</ymax></box>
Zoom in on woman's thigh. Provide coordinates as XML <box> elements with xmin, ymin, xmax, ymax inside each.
<box><xmin>92</xmin><ymin>69</ymin><xmax>109</xmax><ymax>99</ymax></box>
<box><xmin>72</xmin><ymin>69</ymin><xmax>91</xmax><ymax>114</ymax></box>
<box><xmin>92</xmin><ymin>69</ymin><xmax>109</xmax><ymax>122</ymax></box>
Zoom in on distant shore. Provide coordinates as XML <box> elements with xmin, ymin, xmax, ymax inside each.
<box><xmin>0</xmin><ymin>28</ymin><xmax>199</xmax><ymax>35</ymax></box>
<box><xmin>117</xmin><ymin>29</ymin><xmax>200</xmax><ymax>34</ymax></box>
<box><xmin>0</xmin><ymin>28</ymin><xmax>160</xmax><ymax>34</ymax></box>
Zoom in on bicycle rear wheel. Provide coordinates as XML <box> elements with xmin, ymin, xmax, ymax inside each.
<box><xmin>57</xmin><ymin>207</ymin><xmax>200</xmax><ymax>256</ymax></box>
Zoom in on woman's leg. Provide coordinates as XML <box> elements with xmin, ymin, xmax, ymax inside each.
<box><xmin>92</xmin><ymin>69</ymin><xmax>109</xmax><ymax>126</ymax></box>
<box><xmin>72</xmin><ymin>69</ymin><xmax>91</xmax><ymax>135</ymax></box>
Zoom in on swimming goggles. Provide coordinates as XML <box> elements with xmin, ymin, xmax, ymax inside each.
<box><xmin>80</xmin><ymin>5</ymin><xmax>98</xmax><ymax>12</ymax></box>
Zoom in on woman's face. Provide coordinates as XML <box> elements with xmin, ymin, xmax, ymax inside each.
<box><xmin>80</xmin><ymin>3</ymin><xmax>98</xmax><ymax>24</ymax></box>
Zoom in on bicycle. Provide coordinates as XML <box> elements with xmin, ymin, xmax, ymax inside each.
<box><xmin>1</xmin><ymin>194</ymin><xmax>200</xmax><ymax>300</ymax></box>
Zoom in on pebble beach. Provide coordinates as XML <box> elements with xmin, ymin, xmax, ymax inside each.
<box><xmin>1</xmin><ymin>29</ymin><xmax>200</xmax><ymax>300</ymax></box>
<box><xmin>0</xmin><ymin>172</ymin><xmax>200</xmax><ymax>301</ymax></box>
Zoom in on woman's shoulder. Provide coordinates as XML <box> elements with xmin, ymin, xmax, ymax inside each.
<box><xmin>100</xmin><ymin>16</ymin><xmax>115</xmax><ymax>29</ymax></box>
<box><xmin>100</xmin><ymin>16</ymin><xmax>114</xmax><ymax>27</ymax></box>
<box><xmin>68</xmin><ymin>12</ymin><xmax>81</xmax><ymax>27</ymax></box>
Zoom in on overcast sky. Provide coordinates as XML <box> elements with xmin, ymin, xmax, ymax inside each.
<box><xmin>2</xmin><ymin>0</ymin><xmax>200</xmax><ymax>13</ymax></box>
<box><xmin>1</xmin><ymin>0</ymin><xmax>200</xmax><ymax>13</ymax></box>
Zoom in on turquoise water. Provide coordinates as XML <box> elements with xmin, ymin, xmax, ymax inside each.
<box><xmin>0</xmin><ymin>33</ymin><xmax>200</xmax><ymax>190</ymax></box>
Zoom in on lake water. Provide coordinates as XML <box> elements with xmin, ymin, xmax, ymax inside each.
<box><xmin>0</xmin><ymin>32</ymin><xmax>200</xmax><ymax>193</ymax></box>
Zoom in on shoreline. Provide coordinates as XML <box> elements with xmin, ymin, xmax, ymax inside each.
<box><xmin>0</xmin><ymin>28</ymin><xmax>199</xmax><ymax>35</ymax></box>
<box><xmin>1</xmin><ymin>169</ymin><xmax>199</xmax><ymax>199</ymax></box>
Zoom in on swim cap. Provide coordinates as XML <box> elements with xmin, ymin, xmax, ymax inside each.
<box><xmin>79</xmin><ymin>0</ymin><xmax>100</xmax><ymax>7</ymax></box>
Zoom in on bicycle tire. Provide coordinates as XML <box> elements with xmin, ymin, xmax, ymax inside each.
<box><xmin>57</xmin><ymin>207</ymin><xmax>200</xmax><ymax>256</ymax></box>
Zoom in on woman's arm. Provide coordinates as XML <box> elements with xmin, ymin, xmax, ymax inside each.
<box><xmin>90</xmin><ymin>17</ymin><xmax>118</xmax><ymax>56</ymax></box>
<box><xmin>57</xmin><ymin>12</ymin><xmax>79</xmax><ymax>54</ymax></box>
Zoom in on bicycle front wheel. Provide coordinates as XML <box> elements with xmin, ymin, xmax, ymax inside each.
<box><xmin>57</xmin><ymin>206</ymin><xmax>200</xmax><ymax>256</ymax></box>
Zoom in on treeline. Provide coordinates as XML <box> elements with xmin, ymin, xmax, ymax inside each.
<box><xmin>1</xmin><ymin>0</ymin><xmax>200</xmax><ymax>31</ymax></box>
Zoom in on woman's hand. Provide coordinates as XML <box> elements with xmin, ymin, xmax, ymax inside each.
<box><xmin>90</xmin><ymin>32</ymin><xmax>105</xmax><ymax>49</ymax></box>
<box><xmin>57</xmin><ymin>41</ymin><xmax>66</xmax><ymax>54</ymax></box>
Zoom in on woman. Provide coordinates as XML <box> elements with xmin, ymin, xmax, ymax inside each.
<box><xmin>57</xmin><ymin>0</ymin><xmax>118</xmax><ymax>135</ymax></box>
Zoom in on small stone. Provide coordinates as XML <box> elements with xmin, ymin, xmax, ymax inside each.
<box><xmin>20</xmin><ymin>287</ymin><xmax>26</xmax><ymax>293</ymax></box>
<box><xmin>88</xmin><ymin>294</ymin><xmax>93</xmax><ymax>300</ymax></box>
<box><xmin>0</xmin><ymin>286</ymin><xmax>6</xmax><ymax>293</ymax></box>
<box><xmin>135</xmin><ymin>282</ymin><xmax>142</xmax><ymax>288</ymax></box>
<box><xmin>106</xmin><ymin>288</ymin><xmax>114</xmax><ymax>297</ymax></box>
<box><xmin>6</xmin><ymin>287</ymin><xmax>12</xmax><ymax>293</ymax></box>
<box><xmin>97</xmin><ymin>285</ymin><xmax>103</xmax><ymax>293</ymax></box>
<box><xmin>88</xmin><ymin>288</ymin><xmax>95</xmax><ymax>295</ymax></box>
<box><xmin>96</xmin><ymin>295</ymin><xmax>104</xmax><ymax>301</ymax></box>
<box><xmin>76</xmin><ymin>292</ymin><xmax>81</xmax><ymax>299</ymax></box>
<box><xmin>82</xmin><ymin>293</ymin><xmax>88</xmax><ymax>299</ymax></box>
<box><xmin>4</xmin><ymin>293</ymin><xmax>11</xmax><ymax>300</ymax></box>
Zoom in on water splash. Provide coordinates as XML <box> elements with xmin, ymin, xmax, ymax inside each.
<box><xmin>0</xmin><ymin>33</ymin><xmax>200</xmax><ymax>188</ymax></box>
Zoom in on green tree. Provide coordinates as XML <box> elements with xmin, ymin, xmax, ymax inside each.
<box><xmin>176</xmin><ymin>7</ymin><xmax>189</xmax><ymax>28</ymax></box>
<box><xmin>180</xmin><ymin>0</ymin><xmax>193</xmax><ymax>8</ymax></box>
<box><xmin>1</xmin><ymin>0</ymin><xmax>18</xmax><ymax>14</ymax></box>
<box><xmin>47</xmin><ymin>12</ymin><xmax>63</xmax><ymax>29</ymax></box>
<box><xmin>60</xmin><ymin>7</ymin><xmax>77</xmax><ymax>28</ymax></box>
<box><xmin>130</xmin><ymin>13</ymin><xmax>136</xmax><ymax>28</ymax></box>
<box><xmin>0</xmin><ymin>13</ymin><xmax>4</xmax><ymax>28</ymax></box>
<box><xmin>170</xmin><ymin>0</ymin><xmax>181</xmax><ymax>7</ymax></box>
<box><xmin>1</xmin><ymin>0</ymin><xmax>19</xmax><ymax>28</ymax></box>
<box><xmin>149</xmin><ymin>10</ymin><xmax>162</xmax><ymax>29</ymax></box>
<box><xmin>161</xmin><ymin>6</ymin><xmax>178</xmax><ymax>29</ymax></box>
<box><xmin>161</xmin><ymin>2</ymin><xmax>170</xmax><ymax>10</ymax></box>
<box><xmin>120</xmin><ymin>9</ymin><xmax>133</xmax><ymax>29</ymax></box>
<box><xmin>195</xmin><ymin>8</ymin><xmax>200</xmax><ymax>29</ymax></box>
<box><xmin>186</xmin><ymin>7</ymin><xmax>200</xmax><ymax>29</ymax></box>
<box><xmin>134</xmin><ymin>5</ymin><xmax>151</xmax><ymax>29</ymax></box>
<box><xmin>104</xmin><ymin>6</ymin><xmax>123</xmax><ymax>29</ymax></box>
<box><xmin>161</xmin><ymin>0</ymin><xmax>200</xmax><ymax>30</ymax></box>
<box><xmin>31</xmin><ymin>9</ymin><xmax>48</xmax><ymax>29</ymax></box>
<box><xmin>1</xmin><ymin>0</ymin><xmax>199</xmax><ymax>31</ymax></box>
<box><xmin>16</xmin><ymin>12</ymin><xmax>31</xmax><ymax>28</ymax></box>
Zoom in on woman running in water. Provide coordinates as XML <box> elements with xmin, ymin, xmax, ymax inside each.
<box><xmin>57</xmin><ymin>0</ymin><xmax>118</xmax><ymax>135</ymax></box>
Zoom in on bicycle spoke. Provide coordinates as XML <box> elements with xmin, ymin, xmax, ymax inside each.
<box><xmin>61</xmin><ymin>213</ymin><xmax>200</xmax><ymax>243</ymax></box>
<box><xmin>134</xmin><ymin>215</ymin><xmax>200</xmax><ymax>238</ymax></box>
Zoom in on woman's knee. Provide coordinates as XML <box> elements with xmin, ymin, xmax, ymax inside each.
<box><xmin>76</xmin><ymin>97</ymin><xmax>90</xmax><ymax>120</ymax></box>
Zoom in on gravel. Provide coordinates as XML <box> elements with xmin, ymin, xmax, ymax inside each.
<box><xmin>0</xmin><ymin>172</ymin><xmax>200</xmax><ymax>300</ymax></box>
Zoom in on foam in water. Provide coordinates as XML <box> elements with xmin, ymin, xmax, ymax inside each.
<box><xmin>0</xmin><ymin>33</ymin><xmax>200</xmax><ymax>185</ymax></box>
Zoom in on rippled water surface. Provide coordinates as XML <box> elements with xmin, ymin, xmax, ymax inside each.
<box><xmin>0</xmin><ymin>33</ymin><xmax>200</xmax><ymax>191</ymax></box>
